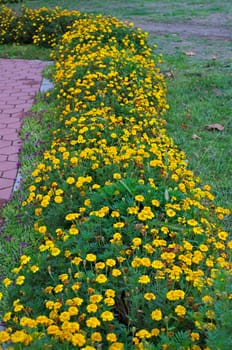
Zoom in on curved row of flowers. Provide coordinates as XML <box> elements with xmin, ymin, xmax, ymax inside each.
<box><xmin>0</xmin><ymin>6</ymin><xmax>231</xmax><ymax>350</ymax></box>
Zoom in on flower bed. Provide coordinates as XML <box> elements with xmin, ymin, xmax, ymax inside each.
<box><xmin>0</xmin><ymin>6</ymin><xmax>231</xmax><ymax>350</ymax></box>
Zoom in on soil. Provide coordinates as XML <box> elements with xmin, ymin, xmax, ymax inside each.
<box><xmin>127</xmin><ymin>5</ymin><xmax>232</xmax><ymax>59</ymax></box>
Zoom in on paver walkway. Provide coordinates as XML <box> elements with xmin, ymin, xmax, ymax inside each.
<box><xmin>0</xmin><ymin>58</ymin><xmax>49</xmax><ymax>210</ymax></box>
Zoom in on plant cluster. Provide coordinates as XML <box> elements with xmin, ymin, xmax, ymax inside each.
<box><xmin>0</xmin><ymin>6</ymin><xmax>232</xmax><ymax>350</ymax></box>
<box><xmin>0</xmin><ymin>5</ymin><xmax>85</xmax><ymax>46</ymax></box>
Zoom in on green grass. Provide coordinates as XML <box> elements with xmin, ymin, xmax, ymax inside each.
<box><xmin>1</xmin><ymin>0</ymin><xmax>231</xmax><ymax>221</ymax></box>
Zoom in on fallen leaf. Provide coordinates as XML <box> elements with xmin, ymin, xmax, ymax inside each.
<box><xmin>185</xmin><ymin>113</ymin><xmax>191</xmax><ymax>120</ymax></box>
<box><xmin>185</xmin><ymin>51</ymin><xmax>196</xmax><ymax>56</ymax></box>
<box><xmin>165</xmin><ymin>71</ymin><xmax>174</xmax><ymax>78</ymax></box>
<box><xmin>192</xmin><ymin>134</ymin><xmax>201</xmax><ymax>140</ymax></box>
<box><xmin>181</xmin><ymin>124</ymin><xmax>188</xmax><ymax>129</ymax></box>
<box><xmin>205</xmin><ymin>123</ymin><xmax>224</xmax><ymax>131</ymax></box>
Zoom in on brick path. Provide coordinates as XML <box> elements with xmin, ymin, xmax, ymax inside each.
<box><xmin>0</xmin><ymin>58</ymin><xmax>49</xmax><ymax>209</ymax></box>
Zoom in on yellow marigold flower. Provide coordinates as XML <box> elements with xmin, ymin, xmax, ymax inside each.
<box><xmin>95</xmin><ymin>274</ymin><xmax>107</xmax><ymax>284</ymax></box>
<box><xmin>135</xmin><ymin>195</ymin><xmax>145</xmax><ymax>202</ymax></box>
<box><xmin>30</xmin><ymin>265</ymin><xmax>39</xmax><ymax>273</ymax></box>
<box><xmin>50</xmin><ymin>247</ymin><xmax>61</xmax><ymax>256</ymax></box>
<box><xmin>10</xmin><ymin>330</ymin><xmax>28</xmax><ymax>343</ymax></box>
<box><xmin>151</xmin><ymin>309</ymin><xmax>162</xmax><ymax>321</ymax></box>
<box><xmin>138</xmin><ymin>275</ymin><xmax>150</xmax><ymax>284</ymax></box>
<box><xmin>54</xmin><ymin>284</ymin><xmax>63</xmax><ymax>293</ymax></box>
<box><xmin>218</xmin><ymin>231</ymin><xmax>228</xmax><ymax>241</ymax></box>
<box><xmin>191</xmin><ymin>332</ymin><xmax>200</xmax><ymax>341</ymax></box>
<box><xmin>135</xmin><ymin>329</ymin><xmax>151</xmax><ymax>339</ymax></box>
<box><xmin>38</xmin><ymin>225</ymin><xmax>47</xmax><ymax>234</ymax></box>
<box><xmin>90</xmin><ymin>294</ymin><xmax>103</xmax><ymax>303</ymax></box>
<box><xmin>91</xmin><ymin>332</ymin><xmax>102</xmax><ymax>342</ymax></box>
<box><xmin>3</xmin><ymin>312</ymin><xmax>11</xmax><ymax>322</ymax></box>
<box><xmin>54</xmin><ymin>195</ymin><xmax>63</xmax><ymax>204</ymax></box>
<box><xmin>68</xmin><ymin>306</ymin><xmax>79</xmax><ymax>316</ymax></box>
<box><xmin>60</xmin><ymin>311</ymin><xmax>70</xmax><ymax>322</ymax></box>
<box><xmin>106</xmin><ymin>333</ymin><xmax>117</xmax><ymax>342</ymax></box>
<box><xmin>151</xmin><ymin>328</ymin><xmax>160</xmax><ymax>336</ymax></box>
<box><xmin>72</xmin><ymin>256</ymin><xmax>82</xmax><ymax>265</ymax></box>
<box><xmin>72</xmin><ymin>333</ymin><xmax>86</xmax><ymax>347</ymax></box>
<box><xmin>113</xmin><ymin>222</ymin><xmax>125</xmax><ymax>228</ymax></box>
<box><xmin>106</xmin><ymin>258</ymin><xmax>116</xmax><ymax>267</ymax></box>
<box><xmin>144</xmin><ymin>292</ymin><xmax>156</xmax><ymax>301</ymax></box>
<box><xmin>86</xmin><ymin>317</ymin><xmax>101</xmax><ymax>328</ymax></box>
<box><xmin>86</xmin><ymin>253</ymin><xmax>97</xmax><ymax>262</ymax></box>
<box><xmin>113</xmin><ymin>173</ymin><xmax>121</xmax><ymax>180</ymax></box>
<box><xmin>152</xmin><ymin>199</ymin><xmax>160</xmax><ymax>207</ymax></box>
<box><xmin>138</xmin><ymin>206</ymin><xmax>154</xmax><ymax>221</ymax></box>
<box><xmin>87</xmin><ymin>303</ymin><xmax>98</xmax><ymax>313</ymax></box>
<box><xmin>0</xmin><ymin>330</ymin><xmax>10</xmax><ymax>343</ymax></box>
<box><xmin>105</xmin><ymin>289</ymin><xmax>115</xmax><ymax>298</ymax></box>
<box><xmin>36</xmin><ymin>315</ymin><xmax>51</xmax><ymax>326</ymax></box>
<box><xmin>111</xmin><ymin>210</ymin><xmax>120</xmax><ymax>218</ymax></box>
<box><xmin>20</xmin><ymin>317</ymin><xmax>37</xmax><ymax>328</ymax></box>
<box><xmin>152</xmin><ymin>260</ymin><xmax>164</xmax><ymax>269</ymax></box>
<box><xmin>100</xmin><ymin>311</ymin><xmax>114</xmax><ymax>321</ymax></box>
<box><xmin>141</xmin><ymin>257</ymin><xmax>151</xmax><ymax>267</ymax></box>
<box><xmin>66</xmin><ymin>177</ymin><xmax>75</xmax><ymax>184</ymax></box>
<box><xmin>187</xmin><ymin>219</ymin><xmax>198</xmax><ymax>226</ymax></box>
<box><xmin>20</xmin><ymin>255</ymin><xmax>31</xmax><ymax>265</ymax></box>
<box><xmin>175</xmin><ymin>305</ymin><xmax>186</xmax><ymax>317</ymax></box>
<box><xmin>109</xmin><ymin>342</ymin><xmax>124</xmax><ymax>350</ymax></box>
<box><xmin>166</xmin><ymin>208</ymin><xmax>176</xmax><ymax>217</ymax></box>
<box><xmin>104</xmin><ymin>297</ymin><xmax>115</xmax><ymax>306</ymax></box>
<box><xmin>112</xmin><ymin>268</ymin><xmax>122</xmax><ymax>277</ymax></box>
<box><xmin>16</xmin><ymin>275</ymin><xmax>25</xmax><ymax>285</ymax></box>
<box><xmin>69</xmin><ymin>227</ymin><xmax>79</xmax><ymax>235</ymax></box>
<box><xmin>166</xmin><ymin>289</ymin><xmax>185</xmax><ymax>301</ymax></box>
<box><xmin>132</xmin><ymin>237</ymin><xmax>142</xmax><ymax>246</ymax></box>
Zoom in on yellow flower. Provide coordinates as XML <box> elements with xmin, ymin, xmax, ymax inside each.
<box><xmin>87</xmin><ymin>303</ymin><xmax>98</xmax><ymax>313</ymax></box>
<box><xmin>10</xmin><ymin>330</ymin><xmax>27</xmax><ymax>343</ymax></box>
<box><xmin>91</xmin><ymin>332</ymin><xmax>102</xmax><ymax>342</ymax></box>
<box><xmin>166</xmin><ymin>209</ymin><xmax>176</xmax><ymax>217</ymax></box>
<box><xmin>112</xmin><ymin>268</ymin><xmax>122</xmax><ymax>277</ymax></box>
<box><xmin>100</xmin><ymin>311</ymin><xmax>114</xmax><ymax>321</ymax></box>
<box><xmin>0</xmin><ymin>331</ymin><xmax>10</xmax><ymax>343</ymax></box>
<box><xmin>86</xmin><ymin>253</ymin><xmax>97</xmax><ymax>262</ymax></box>
<box><xmin>90</xmin><ymin>294</ymin><xmax>103</xmax><ymax>303</ymax></box>
<box><xmin>30</xmin><ymin>265</ymin><xmax>39</xmax><ymax>273</ymax></box>
<box><xmin>109</xmin><ymin>342</ymin><xmax>124</xmax><ymax>350</ymax></box>
<box><xmin>38</xmin><ymin>225</ymin><xmax>47</xmax><ymax>234</ymax></box>
<box><xmin>86</xmin><ymin>317</ymin><xmax>101</xmax><ymax>328</ymax></box>
<box><xmin>151</xmin><ymin>309</ymin><xmax>162</xmax><ymax>321</ymax></box>
<box><xmin>135</xmin><ymin>329</ymin><xmax>151</xmax><ymax>339</ymax></box>
<box><xmin>166</xmin><ymin>289</ymin><xmax>185</xmax><ymax>301</ymax></box>
<box><xmin>135</xmin><ymin>194</ymin><xmax>145</xmax><ymax>202</ymax></box>
<box><xmin>47</xmin><ymin>325</ymin><xmax>61</xmax><ymax>335</ymax></box>
<box><xmin>218</xmin><ymin>231</ymin><xmax>228</xmax><ymax>241</ymax></box>
<box><xmin>54</xmin><ymin>195</ymin><xmax>63</xmax><ymax>203</ymax></box>
<box><xmin>106</xmin><ymin>333</ymin><xmax>117</xmax><ymax>342</ymax></box>
<box><xmin>95</xmin><ymin>274</ymin><xmax>107</xmax><ymax>284</ymax></box>
<box><xmin>152</xmin><ymin>260</ymin><xmax>164</xmax><ymax>269</ymax></box>
<box><xmin>50</xmin><ymin>247</ymin><xmax>61</xmax><ymax>256</ymax></box>
<box><xmin>54</xmin><ymin>284</ymin><xmax>63</xmax><ymax>293</ymax></box>
<box><xmin>72</xmin><ymin>333</ymin><xmax>86</xmax><ymax>347</ymax></box>
<box><xmin>138</xmin><ymin>275</ymin><xmax>150</xmax><ymax>284</ymax></box>
<box><xmin>191</xmin><ymin>332</ymin><xmax>200</xmax><ymax>341</ymax></box>
<box><xmin>144</xmin><ymin>292</ymin><xmax>156</xmax><ymax>301</ymax></box>
<box><xmin>106</xmin><ymin>259</ymin><xmax>116</xmax><ymax>267</ymax></box>
<box><xmin>16</xmin><ymin>275</ymin><xmax>25</xmax><ymax>285</ymax></box>
<box><xmin>174</xmin><ymin>305</ymin><xmax>186</xmax><ymax>317</ymax></box>
<box><xmin>113</xmin><ymin>173</ymin><xmax>121</xmax><ymax>180</ymax></box>
<box><xmin>66</xmin><ymin>177</ymin><xmax>75</xmax><ymax>184</ymax></box>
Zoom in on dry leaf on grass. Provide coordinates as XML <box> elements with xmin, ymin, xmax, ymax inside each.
<box><xmin>185</xmin><ymin>51</ymin><xmax>196</xmax><ymax>56</ymax></box>
<box><xmin>192</xmin><ymin>134</ymin><xmax>201</xmax><ymax>140</ymax></box>
<box><xmin>205</xmin><ymin>123</ymin><xmax>224</xmax><ymax>131</ymax></box>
